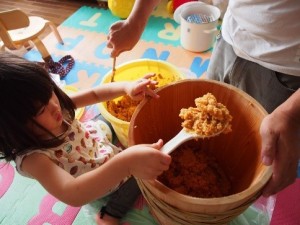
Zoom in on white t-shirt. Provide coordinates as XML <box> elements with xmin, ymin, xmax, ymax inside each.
<box><xmin>222</xmin><ymin>0</ymin><xmax>300</xmax><ymax>76</ymax></box>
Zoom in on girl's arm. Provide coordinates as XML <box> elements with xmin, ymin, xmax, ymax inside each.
<box><xmin>21</xmin><ymin>140</ymin><xmax>171</xmax><ymax>207</ymax></box>
<box><xmin>70</xmin><ymin>74</ymin><xmax>159</xmax><ymax>108</ymax></box>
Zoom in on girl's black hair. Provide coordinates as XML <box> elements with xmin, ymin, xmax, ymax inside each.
<box><xmin>0</xmin><ymin>52</ymin><xmax>76</xmax><ymax>161</ymax></box>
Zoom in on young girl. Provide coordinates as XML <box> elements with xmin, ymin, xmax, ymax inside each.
<box><xmin>0</xmin><ymin>52</ymin><xmax>171</xmax><ymax>225</ymax></box>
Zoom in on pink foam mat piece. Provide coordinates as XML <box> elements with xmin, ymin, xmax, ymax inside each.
<box><xmin>270</xmin><ymin>179</ymin><xmax>300</xmax><ymax>225</ymax></box>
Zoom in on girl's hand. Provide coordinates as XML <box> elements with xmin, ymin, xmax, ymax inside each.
<box><xmin>123</xmin><ymin>139</ymin><xmax>171</xmax><ymax>180</ymax></box>
<box><xmin>125</xmin><ymin>73</ymin><xmax>160</xmax><ymax>101</ymax></box>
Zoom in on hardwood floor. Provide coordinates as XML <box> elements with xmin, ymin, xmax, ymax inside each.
<box><xmin>0</xmin><ymin>0</ymin><xmax>101</xmax><ymax>26</ymax></box>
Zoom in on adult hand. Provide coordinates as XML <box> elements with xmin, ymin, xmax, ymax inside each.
<box><xmin>107</xmin><ymin>0</ymin><xmax>161</xmax><ymax>57</ymax></box>
<box><xmin>107</xmin><ymin>20</ymin><xmax>143</xmax><ymax>58</ymax></box>
<box><xmin>260</xmin><ymin>101</ymin><xmax>300</xmax><ymax>197</ymax></box>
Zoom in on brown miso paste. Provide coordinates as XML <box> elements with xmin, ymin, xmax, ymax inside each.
<box><xmin>158</xmin><ymin>142</ymin><xmax>232</xmax><ymax>198</ymax></box>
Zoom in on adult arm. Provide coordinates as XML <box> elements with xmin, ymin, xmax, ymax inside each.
<box><xmin>261</xmin><ymin>88</ymin><xmax>300</xmax><ymax>196</ymax></box>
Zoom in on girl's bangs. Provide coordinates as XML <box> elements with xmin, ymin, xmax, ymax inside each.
<box><xmin>4</xmin><ymin>74</ymin><xmax>54</xmax><ymax>119</ymax></box>
<box><xmin>23</xmin><ymin>80</ymin><xmax>54</xmax><ymax>116</ymax></box>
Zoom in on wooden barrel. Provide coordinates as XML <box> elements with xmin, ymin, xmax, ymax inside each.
<box><xmin>128</xmin><ymin>79</ymin><xmax>272</xmax><ymax>225</ymax></box>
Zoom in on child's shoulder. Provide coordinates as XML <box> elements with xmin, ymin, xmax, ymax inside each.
<box><xmin>15</xmin><ymin>150</ymin><xmax>53</xmax><ymax>178</ymax></box>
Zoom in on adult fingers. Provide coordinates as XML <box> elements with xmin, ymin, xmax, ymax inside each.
<box><xmin>260</xmin><ymin>116</ymin><xmax>278</xmax><ymax>166</ymax></box>
<box><xmin>262</xmin><ymin>158</ymin><xmax>297</xmax><ymax>197</ymax></box>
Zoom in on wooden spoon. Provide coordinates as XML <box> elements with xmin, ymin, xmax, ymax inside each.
<box><xmin>111</xmin><ymin>57</ymin><xmax>116</xmax><ymax>82</ymax></box>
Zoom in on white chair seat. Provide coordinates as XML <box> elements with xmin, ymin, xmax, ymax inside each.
<box><xmin>8</xmin><ymin>17</ymin><xmax>48</xmax><ymax>42</ymax></box>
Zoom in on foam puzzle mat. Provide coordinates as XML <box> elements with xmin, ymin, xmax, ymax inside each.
<box><xmin>24</xmin><ymin>3</ymin><xmax>211</xmax><ymax>90</ymax></box>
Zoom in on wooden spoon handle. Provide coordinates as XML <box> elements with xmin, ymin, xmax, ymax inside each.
<box><xmin>111</xmin><ymin>57</ymin><xmax>116</xmax><ymax>82</ymax></box>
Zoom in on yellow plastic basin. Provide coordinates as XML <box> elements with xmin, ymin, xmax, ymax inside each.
<box><xmin>98</xmin><ymin>59</ymin><xmax>183</xmax><ymax>147</ymax></box>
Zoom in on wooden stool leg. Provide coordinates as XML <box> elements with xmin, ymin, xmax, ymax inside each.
<box><xmin>47</xmin><ymin>21</ymin><xmax>64</xmax><ymax>45</ymax></box>
<box><xmin>31</xmin><ymin>38</ymin><xmax>52</xmax><ymax>62</ymax></box>
<box><xmin>0</xmin><ymin>44</ymin><xmax>5</xmax><ymax>51</ymax></box>
<box><xmin>24</xmin><ymin>41</ymin><xmax>33</xmax><ymax>50</ymax></box>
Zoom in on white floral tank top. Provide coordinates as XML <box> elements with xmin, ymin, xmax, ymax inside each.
<box><xmin>15</xmin><ymin>119</ymin><xmax>122</xmax><ymax>178</ymax></box>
